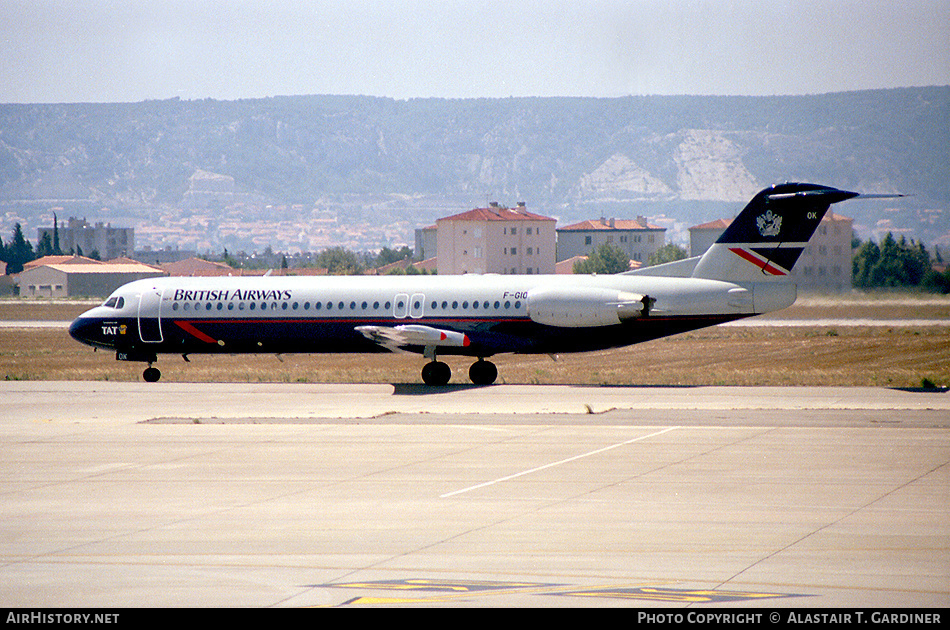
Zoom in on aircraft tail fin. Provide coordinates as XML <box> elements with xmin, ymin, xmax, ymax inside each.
<box><xmin>691</xmin><ymin>183</ymin><xmax>865</xmax><ymax>283</ymax></box>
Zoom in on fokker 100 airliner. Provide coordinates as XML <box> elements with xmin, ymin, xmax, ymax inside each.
<box><xmin>69</xmin><ymin>183</ymin><xmax>896</xmax><ymax>385</ymax></box>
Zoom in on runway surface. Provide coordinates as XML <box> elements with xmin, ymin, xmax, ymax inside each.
<box><xmin>1</xmin><ymin>382</ymin><xmax>948</xmax><ymax>607</ymax></box>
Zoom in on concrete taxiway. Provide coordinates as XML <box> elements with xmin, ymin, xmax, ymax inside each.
<box><xmin>1</xmin><ymin>382</ymin><xmax>947</xmax><ymax>607</ymax></box>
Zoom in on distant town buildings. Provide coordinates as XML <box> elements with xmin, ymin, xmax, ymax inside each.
<box><xmin>133</xmin><ymin>246</ymin><xmax>198</xmax><ymax>266</ymax></box>
<box><xmin>688</xmin><ymin>218</ymin><xmax>733</xmax><ymax>258</ymax></box>
<box><xmin>556</xmin><ymin>216</ymin><xmax>666</xmax><ymax>264</ymax></box>
<box><xmin>414</xmin><ymin>225</ymin><xmax>437</xmax><ymax>262</ymax></box>
<box><xmin>420</xmin><ymin>205</ymin><xmax>668</xmax><ymax>275</ymax></box>
<box><xmin>36</xmin><ymin>217</ymin><xmax>134</xmax><ymax>260</ymax></box>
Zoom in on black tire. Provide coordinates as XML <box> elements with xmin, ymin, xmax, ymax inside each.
<box><xmin>469</xmin><ymin>360</ymin><xmax>498</xmax><ymax>385</ymax></box>
<box><xmin>143</xmin><ymin>367</ymin><xmax>161</xmax><ymax>383</ymax></box>
<box><xmin>421</xmin><ymin>361</ymin><xmax>451</xmax><ymax>386</ymax></box>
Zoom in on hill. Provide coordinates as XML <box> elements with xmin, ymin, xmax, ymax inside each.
<box><xmin>0</xmin><ymin>87</ymin><xmax>947</xmax><ymax>251</ymax></box>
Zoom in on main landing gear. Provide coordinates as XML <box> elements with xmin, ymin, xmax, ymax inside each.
<box><xmin>420</xmin><ymin>358</ymin><xmax>498</xmax><ymax>386</ymax></box>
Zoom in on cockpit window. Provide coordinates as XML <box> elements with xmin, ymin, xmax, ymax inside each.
<box><xmin>103</xmin><ymin>296</ymin><xmax>125</xmax><ymax>309</ymax></box>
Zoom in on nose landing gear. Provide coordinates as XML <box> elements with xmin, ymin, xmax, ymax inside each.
<box><xmin>143</xmin><ymin>365</ymin><xmax>161</xmax><ymax>382</ymax></box>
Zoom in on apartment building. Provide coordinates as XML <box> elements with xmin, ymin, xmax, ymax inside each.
<box><xmin>436</xmin><ymin>202</ymin><xmax>557</xmax><ymax>275</ymax></box>
<box><xmin>37</xmin><ymin>217</ymin><xmax>134</xmax><ymax>260</ymax></box>
<box><xmin>556</xmin><ymin>216</ymin><xmax>666</xmax><ymax>264</ymax></box>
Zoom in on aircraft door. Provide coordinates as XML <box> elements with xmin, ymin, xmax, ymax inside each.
<box><xmin>138</xmin><ymin>286</ymin><xmax>164</xmax><ymax>343</ymax></box>
<box><xmin>409</xmin><ymin>293</ymin><xmax>425</xmax><ymax>319</ymax></box>
<box><xmin>393</xmin><ymin>293</ymin><xmax>409</xmax><ymax>319</ymax></box>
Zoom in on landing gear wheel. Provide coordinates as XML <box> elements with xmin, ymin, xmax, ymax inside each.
<box><xmin>143</xmin><ymin>366</ymin><xmax>161</xmax><ymax>383</ymax></box>
<box><xmin>469</xmin><ymin>359</ymin><xmax>498</xmax><ymax>385</ymax></box>
<box><xmin>421</xmin><ymin>360</ymin><xmax>451</xmax><ymax>386</ymax></box>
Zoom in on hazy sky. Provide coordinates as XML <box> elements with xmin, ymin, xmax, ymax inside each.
<box><xmin>2</xmin><ymin>0</ymin><xmax>948</xmax><ymax>103</ymax></box>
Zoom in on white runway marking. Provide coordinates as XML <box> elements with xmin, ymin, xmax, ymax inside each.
<box><xmin>440</xmin><ymin>426</ymin><xmax>679</xmax><ymax>498</ymax></box>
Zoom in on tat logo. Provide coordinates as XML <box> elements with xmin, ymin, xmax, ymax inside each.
<box><xmin>756</xmin><ymin>209</ymin><xmax>782</xmax><ymax>237</ymax></box>
<box><xmin>101</xmin><ymin>324</ymin><xmax>127</xmax><ymax>336</ymax></box>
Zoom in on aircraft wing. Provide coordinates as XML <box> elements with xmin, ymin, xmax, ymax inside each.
<box><xmin>355</xmin><ymin>324</ymin><xmax>471</xmax><ymax>352</ymax></box>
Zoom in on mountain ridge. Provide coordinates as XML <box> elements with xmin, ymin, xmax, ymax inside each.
<box><xmin>0</xmin><ymin>87</ymin><xmax>947</xmax><ymax>251</ymax></box>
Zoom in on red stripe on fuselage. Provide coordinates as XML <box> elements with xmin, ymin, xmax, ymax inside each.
<box><xmin>173</xmin><ymin>320</ymin><xmax>218</xmax><ymax>343</ymax></box>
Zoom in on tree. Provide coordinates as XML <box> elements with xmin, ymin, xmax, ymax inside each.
<box><xmin>374</xmin><ymin>246</ymin><xmax>413</xmax><ymax>267</ymax></box>
<box><xmin>922</xmin><ymin>267</ymin><xmax>950</xmax><ymax>293</ymax></box>
<box><xmin>2</xmin><ymin>224</ymin><xmax>35</xmax><ymax>274</ymax></box>
<box><xmin>315</xmin><ymin>246</ymin><xmax>364</xmax><ymax>275</ymax></box>
<box><xmin>647</xmin><ymin>243</ymin><xmax>688</xmax><ymax>266</ymax></box>
<box><xmin>221</xmin><ymin>248</ymin><xmax>239</xmax><ymax>268</ymax></box>
<box><xmin>52</xmin><ymin>213</ymin><xmax>62</xmax><ymax>255</ymax></box>
<box><xmin>573</xmin><ymin>242</ymin><xmax>630</xmax><ymax>274</ymax></box>
<box><xmin>853</xmin><ymin>232</ymin><xmax>934</xmax><ymax>289</ymax></box>
<box><xmin>36</xmin><ymin>232</ymin><xmax>55</xmax><ymax>257</ymax></box>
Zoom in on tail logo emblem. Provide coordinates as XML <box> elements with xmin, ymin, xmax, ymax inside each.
<box><xmin>756</xmin><ymin>210</ymin><xmax>782</xmax><ymax>237</ymax></box>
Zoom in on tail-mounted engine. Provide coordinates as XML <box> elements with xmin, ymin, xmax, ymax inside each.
<box><xmin>527</xmin><ymin>287</ymin><xmax>653</xmax><ymax>328</ymax></box>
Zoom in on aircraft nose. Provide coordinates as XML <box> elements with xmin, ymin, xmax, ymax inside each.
<box><xmin>69</xmin><ymin>317</ymin><xmax>101</xmax><ymax>347</ymax></box>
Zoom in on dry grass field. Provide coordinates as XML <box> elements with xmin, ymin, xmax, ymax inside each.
<box><xmin>1</xmin><ymin>295</ymin><xmax>947</xmax><ymax>387</ymax></box>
